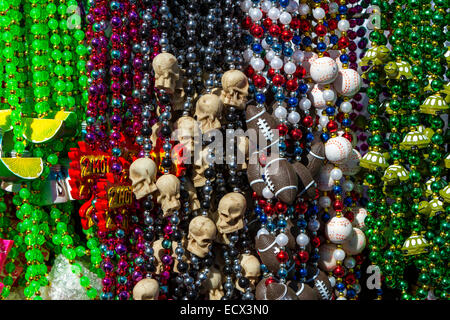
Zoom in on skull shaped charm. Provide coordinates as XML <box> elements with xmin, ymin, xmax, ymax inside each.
<box><xmin>216</xmin><ymin>192</ymin><xmax>246</xmax><ymax>235</ymax></box>
<box><xmin>152</xmin><ymin>52</ymin><xmax>181</xmax><ymax>94</ymax></box>
<box><xmin>192</xmin><ymin>146</ymin><xmax>210</xmax><ymax>188</ymax></box>
<box><xmin>236</xmin><ymin>254</ymin><xmax>261</xmax><ymax>292</ymax></box>
<box><xmin>132</xmin><ymin>278</ymin><xmax>159</xmax><ymax>300</ymax></box>
<box><xmin>194</xmin><ymin>93</ymin><xmax>223</xmax><ymax>133</ymax></box>
<box><xmin>155</xmin><ymin>174</ymin><xmax>181</xmax><ymax>218</ymax></box>
<box><xmin>182</xmin><ymin>177</ymin><xmax>201</xmax><ymax>212</ymax></box>
<box><xmin>187</xmin><ymin>215</ymin><xmax>217</xmax><ymax>258</ymax></box>
<box><xmin>151</xmin><ymin>239</ymin><xmax>165</xmax><ymax>274</ymax></box>
<box><xmin>201</xmin><ymin>266</ymin><xmax>224</xmax><ymax>300</ymax></box>
<box><xmin>220</xmin><ymin>70</ymin><xmax>249</xmax><ymax>110</ymax></box>
<box><xmin>129</xmin><ymin>158</ymin><xmax>157</xmax><ymax>200</ymax></box>
<box><xmin>175</xmin><ymin>116</ymin><xmax>199</xmax><ymax>156</ymax></box>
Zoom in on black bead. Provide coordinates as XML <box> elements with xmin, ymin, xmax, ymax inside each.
<box><xmin>143</xmin><ymin>231</ymin><xmax>154</xmax><ymax>242</ymax></box>
<box><xmin>201</xmin><ymin>200</ymin><xmax>210</xmax><ymax>209</ymax></box>
<box><xmin>162</xmin><ymin>157</ymin><xmax>172</xmax><ymax>168</ymax></box>
<box><xmin>186</xmin><ymin>290</ymin><xmax>197</xmax><ymax>299</ymax></box>
<box><xmin>225</xmin><ymin>111</ymin><xmax>237</xmax><ymax>122</ymax></box>
<box><xmin>204</xmin><ymin>168</ymin><xmax>215</xmax><ymax>179</ymax></box>
<box><xmin>238</xmin><ymin>277</ymin><xmax>250</xmax><ymax>289</ymax></box>
<box><xmin>241</xmin><ymin>240</ymin><xmax>250</xmax><ymax>249</ymax></box>
<box><xmin>141</xmin><ymin>126</ymin><xmax>152</xmax><ymax>136</ymax></box>
<box><xmin>203</xmin><ymin>257</ymin><xmax>213</xmax><ymax>267</ymax></box>
<box><xmin>177</xmin><ymin>262</ymin><xmax>188</xmax><ymax>272</ymax></box>
<box><xmin>172</xmin><ymin>230</ymin><xmax>182</xmax><ymax>241</ymax></box>
<box><xmin>174</xmin><ymin>287</ymin><xmax>183</xmax><ymax>297</ymax></box>
<box><xmin>159</xmin><ymin>94</ymin><xmax>171</xmax><ymax>105</ymax></box>
<box><xmin>223</xmin><ymin>265</ymin><xmax>233</xmax><ymax>275</ymax></box>
<box><xmin>185</xmin><ymin>85</ymin><xmax>195</xmax><ymax>96</ymax></box>
<box><xmin>143</xmin><ymin>199</ymin><xmax>153</xmax><ymax>210</ymax></box>
<box><xmin>141</xmin><ymin>94</ymin><xmax>150</xmax><ymax>103</ymax></box>
<box><xmin>155</xmin><ymin>224</ymin><xmax>163</xmax><ymax>234</ymax></box>
<box><xmin>228</xmin><ymin>175</ymin><xmax>239</xmax><ymax>186</ymax></box>
<box><xmin>180</xmin><ymin>189</ymin><xmax>189</xmax><ymax>200</ymax></box>
<box><xmin>229</xmin><ymin>248</ymin><xmax>239</xmax><ymax>258</ymax></box>
<box><xmin>145</xmin><ymin>263</ymin><xmax>156</xmax><ymax>273</ymax></box>
<box><xmin>161</xmin><ymin>125</ymin><xmax>171</xmax><ymax>137</ymax></box>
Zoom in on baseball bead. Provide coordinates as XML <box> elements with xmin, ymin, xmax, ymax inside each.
<box><xmin>339</xmin><ymin>149</ymin><xmax>361</xmax><ymax>176</ymax></box>
<box><xmin>318</xmin><ymin>243</ymin><xmax>338</xmax><ymax>272</ymax></box>
<box><xmin>342</xmin><ymin>228</ymin><xmax>366</xmax><ymax>255</ymax></box>
<box><xmin>333</xmin><ymin>68</ymin><xmax>361</xmax><ymax>97</ymax></box>
<box><xmin>325</xmin><ymin>216</ymin><xmax>353</xmax><ymax>244</ymax></box>
<box><xmin>308</xmin><ymin>84</ymin><xmax>337</xmax><ymax>109</ymax></box>
<box><xmin>325</xmin><ymin>136</ymin><xmax>352</xmax><ymax>163</ymax></box>
<box><xmin>351</xmin><ymin>207</ymin><xmax>368</xmax><ymax>231</ymax></box>
<box><xmin>310</xmin><ymin>57</ymin><xmax>339</xmax><ymax>84</ymax></box>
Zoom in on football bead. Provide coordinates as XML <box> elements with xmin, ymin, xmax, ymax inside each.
<box><xmin>305</xmin><ymin>139</ymin><xmax>326</xmax><ymax>178</ymax></box>
<box><xmin>245</xmin><ymin>104</ymin><xmax>279</xmax><ymax>147</ymax></box>
<box><xmin>287</xmin><ymin>281</ymin><xmax>318</xmax><ymax>300</ymax></box>
<box><xmin>310</xmin><ymin>57</ymin><xmax>339</xmax><ymax>84</ymax></box>
<box><xmin>255</xmin><ymin>233</ymin><xmax>294</xmax><ymax>275</ymax></box>
<box><xmin>318</xmin><ymin>243</ymin><xmax>338</xmax><ymax>272</ymax></box>
<box><xmin>308</xmin><ymin>270</ymin><xmax>333</xmax><ymax>300</ymax></box>
<box><xmin>247</xmin><ymin>160</ymin><xmax>265</xmax><ymax>197</ymax></box>
<box><xmin>263</xmin><ymin>156</ymin><xmax>298</xmax><ymax>204</ymax></box>
<box><xmin>265</xmin><ymin>282</ymin><xmax>299</xmax><ymax>300</ymax></box>
<box><xmin>292</xmin><ymin>162</ymin><xmax>317</xmax><ymax>199</ymax></box>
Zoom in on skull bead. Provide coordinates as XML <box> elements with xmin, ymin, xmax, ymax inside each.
<box><xmin>187</xmin><ymin>216</ymin><xmax>217</xmax><ymax>258</ymax></box>
<box><xmin>132</xmin><ymin>278</ymin><xmax>159</xmax><ymax>300</ymax></box>
<box><xmin>129</xmin><ymin>158</ymin><xmax>157</xmax><ymax>200</ymax></box>
<box><xmin>194</xmin><ymin>93</ymin><xmax>223</xmax><ymax>133</ymax></box>
<box><xmin>152</xmin><ymin>52</ymin><xmax>181</xmax><ymax>94</ymax></box>
<box><xmin>155</xmin><ymin>174</ymin><xmax>181</xmax><ymax>218</ymax></box>
<box><xmin>220</xmin><ymin>70</ymin><xmax>249</xmax><ymax>110</ymax></box>
<box><xmin>216</xmin><ymin>192</ymin><xmax>246</xmax><ymax>235</ymax></box>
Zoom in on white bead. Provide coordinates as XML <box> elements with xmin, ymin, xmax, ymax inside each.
<box><xmin>274</xmin><ymin>106</ymin><xmax>288</xmax><ymax>119</ymax></box>
<box><xmin>279</xmin><ymin>12</ymin><xmax>292</xmax><ymax>25</ymax></box>
<box><xmin>240</xmin><ymin>0</ymin><xmax>252</xmax><ymax>13</ymax></box>
<box><xmin>296</xmin><ymin>233</ymin><xmax>310</xmax><ymax>246</ymax></box>
<box><xmin>276</xmin><ymin>233</ymin><xmax>289</xmax><ymax>247</ymax></box>
<box><xmin>333</xmin><ymin>248</ymin><xmax>346</xmax><ymax>261</ymax></box>
<box><xmin>342</xmin><ymin>180</ymin><xmax>354</xmax><ymax>192</ymax></box>
<box><xmin>270</xmin><ymin>56</ymin><xmax>283</xmax><ymax>70</ymax></box>
<box><xmin>323</xmin><ymin>89</ymin><xmax>336</xmax><ymax>102</ymax></box>
<box><xmin>287</xmin><ymin>0</ymin><xmax>298</xmax><ymax>13</ymax></box>
<box><xmin>249</xmin><ymin>7</ymin><xmax>263</xmax><ymax>21</ymax></box>
<box><xmin>262</xmin><ymin>186</ymin><xmax>274</xmax><ymax>199</ymax></box>
<box><xmin>299</xmin><ymin>97</ymin><xmax>311</xmax><ymax>110</ymax></box>
<box><xmin>268</xmin><ymin>7</ymin><xmax>280</xmax><ymax>21</ymax></box>
<box><xmin>313</xmin><ymin>7</ymin><xmax>325</xmax><ymax>20</ymax></box>
<box><xmin>257</xmin><ymin>228</ymin><xmax>270</xmax><ymax>238</ymax></box>
<box><xmin>329</xmin><ymin>2</ymin><xmax>339</xmax><ymax>13</ymax></box>
<box><xmin>319</xmin><ymin>196</ymin><xmax>331</xmax><ymax>208</ymax></box>
<box><xmin>250</xmin><ymin>57</ymin><xmax>265</xmax><ymax>72</ymax></box>
<box><xmin>283</xmin><ymin>61</ymin><xmax>296</xmax><ymax>75</ymax></box>
<box><xmin>299</xmin><ymin>3</ymin><xmax>310</xmax><ymax>15</ymax></box>
<box><xmin>340</xmin><ymin>101</ymin><xmax>352</xmax><ymax>113</ymax></box>
<box><xmin>293</xmin><ymin>50</ymin><xmax>304</xmax><ymax>63</ymax></box>
<box><xmin>330</xmin><ymin>168</ymin><xmax>343</xmax><ymax>180</ymax></box>
<box><xmin>261</xmin><ymin>39</ymin><xmax>271</xmax><ymax>50</ymax></box>
<box><xmin>338</xmin><ymin>19</ymin><xmax>350</xmax><ymax>32</ymax></box>
<box><xmin>265</xmin><ymin>50</ymin><xmax>276</xmax><ymax>61</ymax></box>
<box><xmin>243</xmin><ymin>49</ymin><xmax>253</xmax><ymax>62</ymax></box>
<box><xmin>308</xmin><ymin>219</ymin><xmax>320</xmax><ymax>231</ymax></box>
<box><xmin>287</xmin><ymin>111</ymin><xmax>300</xmax><ymax>124</ymax></box>
<box><xmin>328</xmin><ymin>276</ymin><xmax>336</xmax><ymax>288</ymax></box>
<box><xmin>319</xmin><ymin>116</ymin><xmax>329</xmax><ymax>127</ymax></box>
<box><xmin>261</xmin><ymin>0</ymin><xmax>272</xmax><ymax>12</ymax></box>
<box><xmin>344</xmin><ymin>257</ymin><xmax>356</xmax><ymax>269</ymax></box>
